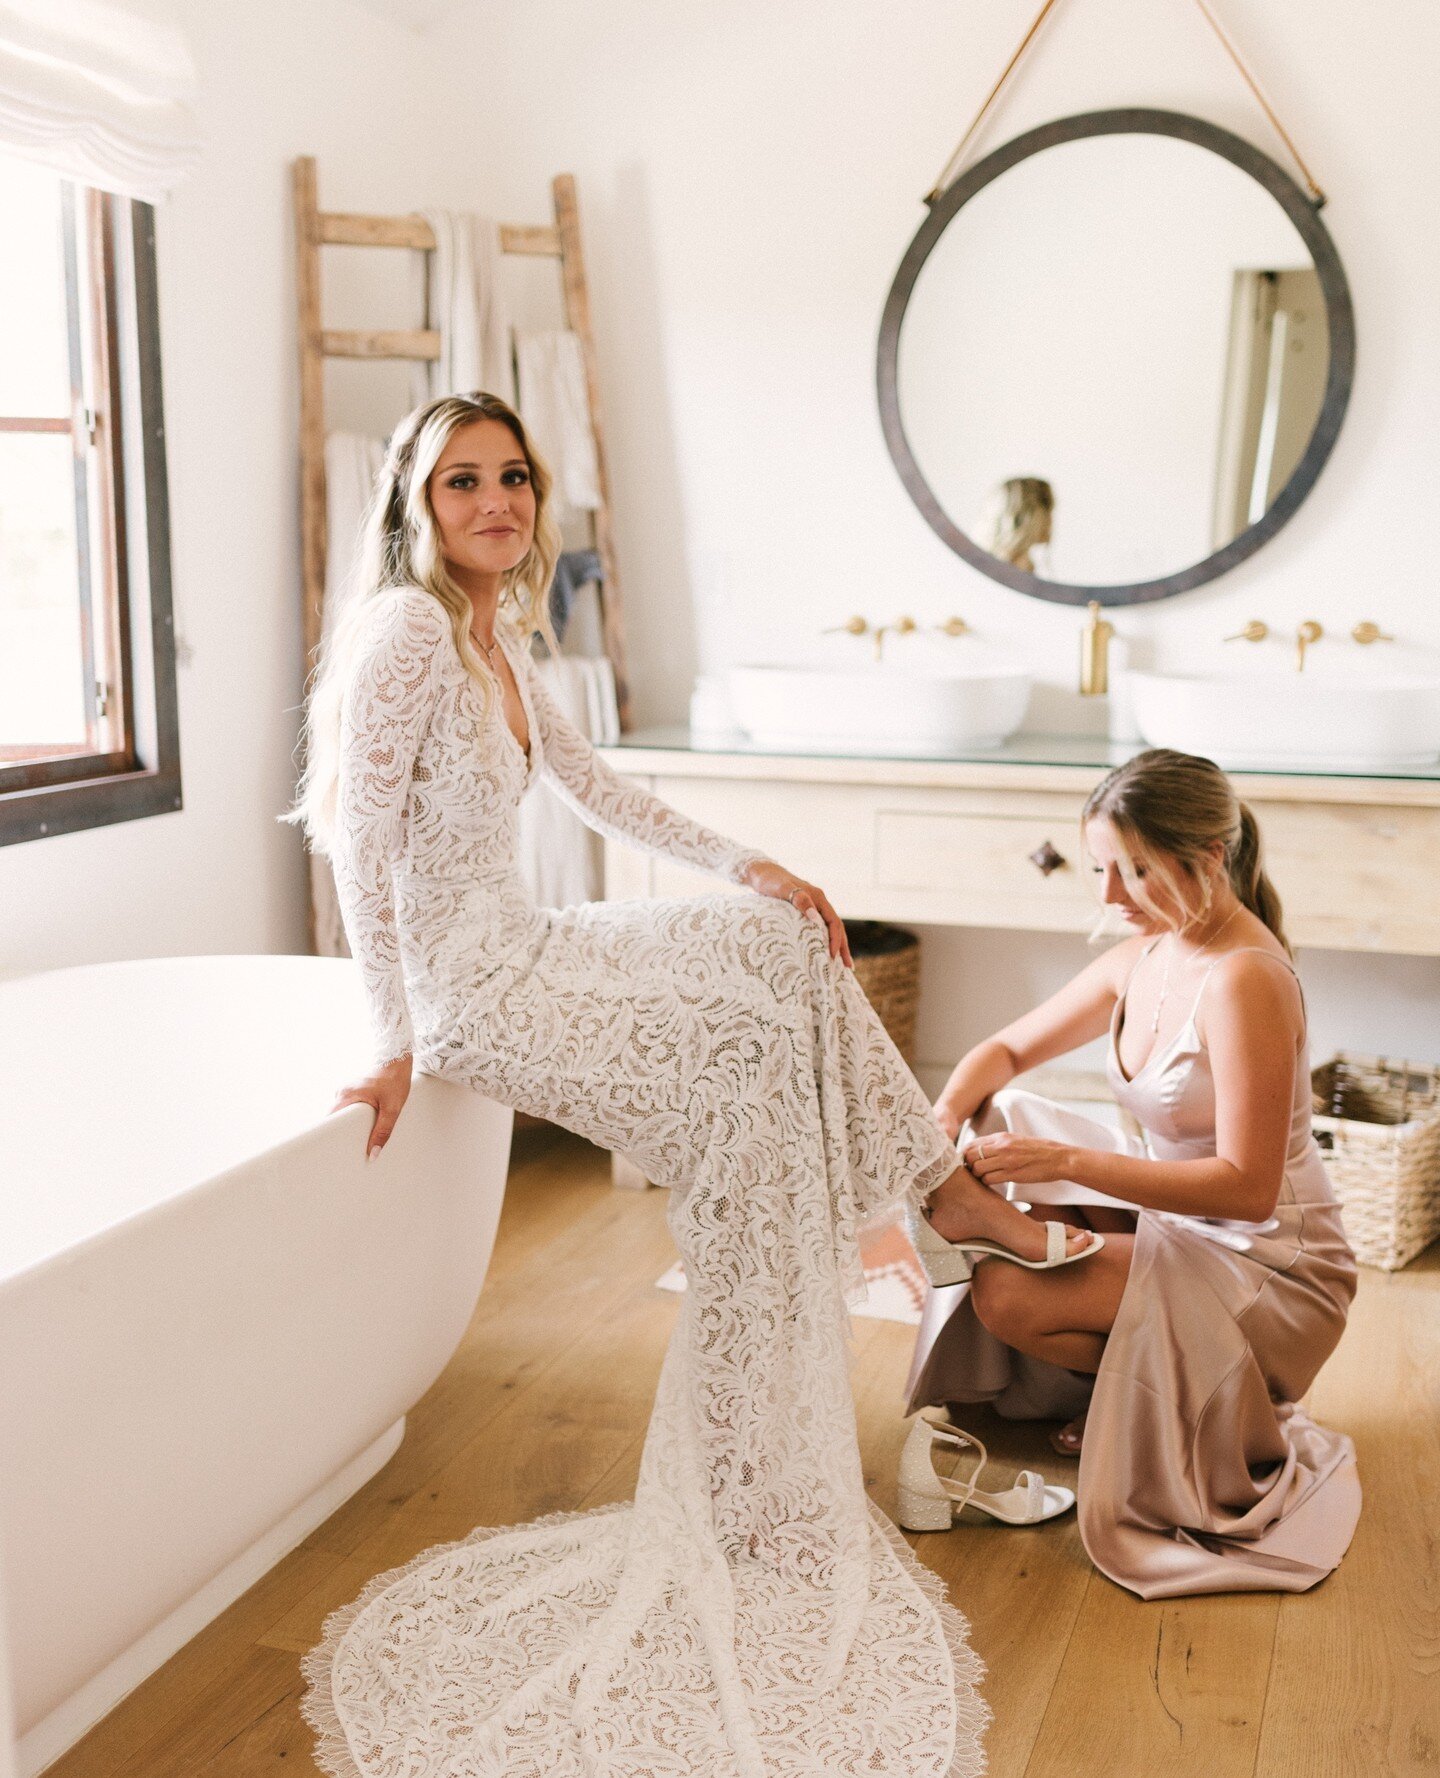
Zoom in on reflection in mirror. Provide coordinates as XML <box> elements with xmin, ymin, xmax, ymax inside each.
<box><xmin>1212</xmin><ymin>267</ymin><xmax>1326</xmax><ymax>544</ymax></box>
<box><xmin>895</xmin><ymin>133</ymin><xmax>1330</xmax><ymax>589</ymax></box>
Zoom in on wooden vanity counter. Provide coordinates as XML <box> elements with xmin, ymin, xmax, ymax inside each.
<box><xmin>598</xmin><ymin>730</ymin><xmax>1440</xmax><ymax>958</ymax></box>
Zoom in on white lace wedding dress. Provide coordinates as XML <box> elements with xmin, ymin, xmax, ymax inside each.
<box><xmin>302</xmin><ymin>585</ymin><xmax>988</xmax><ymax>1777</ymax></box>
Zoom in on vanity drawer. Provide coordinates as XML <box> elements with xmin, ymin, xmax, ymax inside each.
<box><xmin>599</xmin><ymin>748</ymin><xmax>1440</xmax><ymax>955</ymax></box>
<box><xmin>608</xmin><ymin>776</ymin><xmax>877</xmax><ymax>904</ymax></box>
<box><xmin>873</xmin><ymin>808</ymin><xmax>1095</xmax><ymax>930</ymax></box>
<box><xmin>1256</xmin><ymin>799</ymin><xmax>1440</xmax><ymax>953</ymax></box>
<box><xmin>608</xmin><ymin>776</ymin><xmax>1098</xmax><ymax>933</ymax></box>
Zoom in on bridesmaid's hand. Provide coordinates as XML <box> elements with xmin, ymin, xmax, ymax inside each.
<box><xmin>331</xmin><ymin>1053</ymin><xmax>413</xmax><ymax>1161</ymax></box>
<box><xmin>963</xmin><ymin>1132</ymin><xmax>1077</xmax><ymax>1187</ymax></box>
<box><xmin>742</xmin><ymin>859</ymin><xmax>854</xmax><ymax>967</ymax></box>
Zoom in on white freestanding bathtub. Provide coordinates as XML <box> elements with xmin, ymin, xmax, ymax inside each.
<box><xmin>0</xmin><ymin>955</ymin><xmax>513</xmax><ymax>1777</ymax></box>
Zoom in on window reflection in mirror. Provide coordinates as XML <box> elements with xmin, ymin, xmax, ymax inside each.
<box><xmin>895</xmin><ymin>133</ymin><xmax>1331</xmax><ymax>589</ymax></box>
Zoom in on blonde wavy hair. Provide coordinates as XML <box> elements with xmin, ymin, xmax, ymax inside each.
<box><xmin>1082</xmin><ymin>748</ymin><xmax>1291</xmax><ymax>954</ymax></box>
<box><xmin>282</xmin><ymin>392</ymin><xmax>562</xmax><ymax>857</ymax></box>
<box><xmin>977</xmin><ymin>476</ymin><xmax>1054</xmax><ymax>571</ymax></box>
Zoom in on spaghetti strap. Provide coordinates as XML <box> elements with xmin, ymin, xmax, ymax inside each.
<box><xmin>1192</xmin><ymin>944</ymin><xmax>1305</xmax><ymax>1023</ymax></box>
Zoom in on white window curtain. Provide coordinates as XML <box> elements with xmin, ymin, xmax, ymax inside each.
<box><xmin>0</xmin><ymin>0</ymin><xmax>198</xmax><ymax>202</ymax></box>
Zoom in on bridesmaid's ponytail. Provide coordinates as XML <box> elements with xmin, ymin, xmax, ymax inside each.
<box><xmin>1229</xmin><ymin>802</ymin><xmax>1291</xmax><ymax>954</ymax></box>
<box><xmin>1083</xmin><ymin>749</ymin><xmax>1292</xmax><ymax>953</ymax></box>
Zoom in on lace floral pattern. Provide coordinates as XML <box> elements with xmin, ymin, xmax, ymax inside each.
<box><xmin>316</xmin><ymin>586</ymin><xmax>985</xmax><ymax>1775</ymax></box>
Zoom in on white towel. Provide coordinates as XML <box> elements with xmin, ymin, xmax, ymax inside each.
<box><xmin>419</xmin><ymin>209</ymin><xmax>514</xmax><ymax>406</ymax></box>
<box><xmin>515</xmin><ymin>329</ymin><xmax>601</xmax><ymax>523</ymax></box>
<box><xmin>517</xmin><ymin>653</ymin><xmax>621</xmax><ymax>908</ymax></box>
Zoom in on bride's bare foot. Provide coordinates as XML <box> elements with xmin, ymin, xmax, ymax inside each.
<box><xmin>923</xmin><ymin>1164</ymin><xmax>1096</xmax><ymax>1265</ymax></box>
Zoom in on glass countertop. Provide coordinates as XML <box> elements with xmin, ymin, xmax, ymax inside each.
<box><xmin>605</xmin><ymin>726</ymin><xmax>1440</xmax><ymax>783</ymax></box>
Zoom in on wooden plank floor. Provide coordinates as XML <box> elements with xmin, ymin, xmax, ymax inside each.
<box><xmin>43</xmin><ymin>1131</ymin><xmax>1440</xmax><ymax>1777</ymax></box>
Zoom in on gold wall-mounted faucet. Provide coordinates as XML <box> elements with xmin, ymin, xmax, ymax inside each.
<box><xmin>871</xmin><ymin>615</ymin><xmax>917</xmax><ymax>661</ymax></box>
<box><xmin>1080</xmin><ymin>601</ymin><xmax>1113</xmax><ymax>696</ymax></box>
<box><xmin>820</xmin><ymin>615</ymin><xmax>921</xmax><ymax>661</ymax></box>
<box><xmin>1295</xmin><ymin>620</ymin><xmax>1323</xmax><ymax>672</ymax></box>
<box><xmin>1225</xmin><ymin>620</ymin><xmax>1269</xmax><ymax>644</ymax></box>
<box><xmin>1352</xmin><ymin>621</ymin><xmax>1395</xmax><ymax>646</ymax></box>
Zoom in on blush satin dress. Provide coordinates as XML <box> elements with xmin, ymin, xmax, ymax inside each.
<box><xmin>304</xmin><ymin>587</ymin><xmax>988</xmax><ymax>1778</ymax></box>
<box><xmin>905</xmin><ymin>942</ymin><xmax>1361</xmax><ymax>1600</ymax></box>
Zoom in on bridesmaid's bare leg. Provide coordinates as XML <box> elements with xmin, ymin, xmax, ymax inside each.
<box><xmin>966</xmin><ymin>1232</ymin><xmax>1135</xmax><ymax>1372</ymax></box>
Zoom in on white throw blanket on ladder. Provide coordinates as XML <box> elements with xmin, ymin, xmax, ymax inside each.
<box><xmin>419</xmin><ymin>209</ymin><xmax>514</xmax><ymax>403</ymax></box>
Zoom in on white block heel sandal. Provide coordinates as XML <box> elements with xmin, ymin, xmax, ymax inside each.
<box><xmin>895</xmin><ymin>1414</ymin><xmax>1075</xmax><ymax>1532</ymax></box>
<box><xmin>904</xmin><ymin>1204</ymin><xmax>1104</xmax><ymax>1289</ymax></box>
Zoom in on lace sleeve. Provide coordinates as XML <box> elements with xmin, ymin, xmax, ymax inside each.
<box><xmin>523</xmin><ymin>655</ymin><xmax>768</xmax><ymax>885</ymax></box>
<box><xmin>331</xmin><ymin>589</ymin><xmax>447</xmax><ymax>1068</ymax></box>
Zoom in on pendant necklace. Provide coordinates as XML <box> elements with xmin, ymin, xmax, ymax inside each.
<box><xmin>1149</xmin><ymin>903</ymin><xmax>1243</xmax><ymax>1036</ymax></box>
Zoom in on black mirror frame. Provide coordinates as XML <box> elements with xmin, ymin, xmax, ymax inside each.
<box><xmin>876</xmin><ymin>108</ymin><xmax>1356</xmax><ymax>607</ymax></box>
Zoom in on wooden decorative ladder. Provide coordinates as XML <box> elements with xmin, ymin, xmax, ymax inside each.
<box><xmin>290</xmin><ymin>155</ymin><xmax>630</xmax><ymax>724</ymax></box>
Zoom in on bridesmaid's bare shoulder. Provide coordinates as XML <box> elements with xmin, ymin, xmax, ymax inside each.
<box><xmin>1201</xmin><ymin>940</ymin><xmax>1303</xmax><ymax>1036</ymax></box>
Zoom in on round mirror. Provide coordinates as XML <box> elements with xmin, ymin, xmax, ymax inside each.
<box><xmin>877</xmin><ymin>110</ymin><xmax>1355</xmax><ymax>605</ymax></box>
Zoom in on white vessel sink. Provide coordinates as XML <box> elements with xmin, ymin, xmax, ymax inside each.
<box><xmin>1129</xmin><ymin>670</ymin><xmax>1440</xmax><ymax>770</ymax></box>
<box><xmin>726</xmin><ymin>663</ymin><xmax>1032</xmax><ymax>754</ymax></box>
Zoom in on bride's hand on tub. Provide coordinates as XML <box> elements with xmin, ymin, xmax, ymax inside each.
<box><xmin>331</xmin><ymin>1053</ymin><xmax>413</xmax><ymax>1161</ymax></box>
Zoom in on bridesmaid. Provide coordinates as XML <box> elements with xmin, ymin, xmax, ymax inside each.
<box><xmin>906</xmin><ymin>748</ymin><xmax>1361</xmax><ymax>1598</ymax></box>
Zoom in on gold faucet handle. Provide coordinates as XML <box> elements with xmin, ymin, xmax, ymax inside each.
<box><xmin>1352</xmin><ymin>621</ymin><xmax>1395</xmax><ymax>645</ymax></box>
<box><xmin>822</xmin><ymin>616</ymin><xmax>869</xmax><ymax>636</ymax></box>
<box><xmin>892</xmin><ymin>615</ymin><xmax>918</xmax><ymax>637</ymax></box>
<box><xmin>1225</xmin><ymin>620</ymin><xmax>1269</xmax><ymax>643</ymax></box>
<box><xmin>932</xmin><ymin>616</ymin><xmax>970</xmax><ymax>638</ymax></box>
<box><xmin>1079</xmin><ymin>600</ymin><xmax>1114</xmax><ymax>697</ymax></box>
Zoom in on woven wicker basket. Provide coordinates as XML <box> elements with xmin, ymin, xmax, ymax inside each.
<box><xmin>845</xmin><ymin>921</ymin><xmax>920</xmax><ymax>1063</ymax></box>
<box><xmin>1312</xmin><ymin>1052</ymin><xmax>1440</xmax><ymax>1271</ymax></box>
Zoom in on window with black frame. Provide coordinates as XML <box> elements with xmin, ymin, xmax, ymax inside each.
<box><xmin>0</xmin><ymin>153</ymin><xmax>182</xmax><ymax>845</ymax></box>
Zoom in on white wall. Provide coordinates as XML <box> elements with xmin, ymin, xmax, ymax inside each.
<box><xmin>420</xmin><ymin>0</ymin><xmax>1440</xmax><ymax>1071</ymax></box>
<box><xmin>0</xmin><ymin>0</ymin><xmax>450</xmax><ymax>979</ymax></box>
<box><xmin>3</xmin><ymin>0</ymin><xmax>1436</xmax><ymax>1073</ymax></box>
<box><xmin>411</xmin><ymin>0</ymin><xmax>1440</xmax><ymax>690</ymax></box>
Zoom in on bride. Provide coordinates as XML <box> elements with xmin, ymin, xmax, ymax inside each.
<box><xmin>283</xmin><ymin>391</ymin><xmax>1092</xmax><ymax>1775</ymax></box>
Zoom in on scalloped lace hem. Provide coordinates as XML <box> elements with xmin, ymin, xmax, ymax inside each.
<box><xmin>299</xmin><ymin>1497</ymin><xmax>989</xmax><ymax>1778</ymax></box>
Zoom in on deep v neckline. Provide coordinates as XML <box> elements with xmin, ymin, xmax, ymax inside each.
<box><xmin>1111</xmin><ymin>990</ymin><xmax>1197</xmax><ymax>1087</ymax></box>
<box><xmin>1110</xmin><ymin>938</ymin><xmax>1200</xmax><ymax>1087</ymax></box>
<box><xmin>489</xmin><ymin>633</ymin><xmax>534</xmax><ymax>772</ymax></box>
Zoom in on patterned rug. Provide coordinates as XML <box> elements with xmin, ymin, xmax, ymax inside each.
<box><xmin>655</xmin><ymin>1210</ymin><xmax>929</xmax><ymax>1325</ymax></box>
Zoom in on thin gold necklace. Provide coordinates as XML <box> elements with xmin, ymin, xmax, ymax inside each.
<box><xmin>1149</xmin><ymin>903</ymin><xmax>1243</xmax><ymax>1035</ymax></box>
<box><xmin>470</xmin><ymin>627</ymin><xmax>503</xmax><ymax>669</ymax></box>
